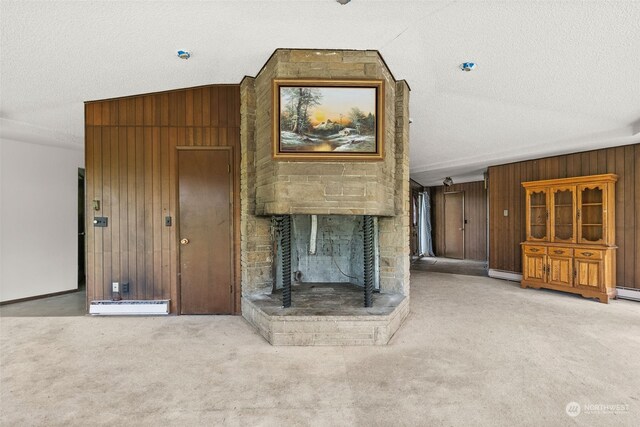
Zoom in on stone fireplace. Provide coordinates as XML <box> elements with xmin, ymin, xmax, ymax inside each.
<box><xmin>240</xmin><ymin>49</ymin><xmax>410</xmax><ymax>345</ymax></box>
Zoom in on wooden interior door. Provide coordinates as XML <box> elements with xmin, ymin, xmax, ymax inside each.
<box><xmin>178</xmin><ymin>149</ymin><xmax>233</xmax><ymax>314</ymax></box>
<box><xmin>444</xmin><ymin>191</ymin><xmax>464</xmax><ymax>259</ymax></box>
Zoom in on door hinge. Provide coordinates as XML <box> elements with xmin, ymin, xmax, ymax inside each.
<box><xmin>228</xmin><ymin>164</ymin><xmax>231</xmax><ymax>173</ymax></box>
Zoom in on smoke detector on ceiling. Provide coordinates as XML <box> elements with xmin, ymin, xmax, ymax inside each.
<box><xmin>177</xmin><ymin>50</ymin><xmax>191</xmax><ymax>60</ymax></box>
<box><xmin>336</xmin><ymin>0</ymin><xmax>351</xmax><ymax>4</ymax></box>
<box><xmin>460</xmin><ymin>62</ymin><xmax>476</xmax><ymax>72</ymax></box>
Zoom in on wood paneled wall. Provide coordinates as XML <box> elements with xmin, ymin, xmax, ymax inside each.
<box><xmin>488</xmin><ymin>143</ymin><xmax>640</xmax><ymax>289</ymax></box>
<box><xmin>85</xmin><ymin>85</ymin><xmax>241</xmax><ymax>313</ymax></box>
<box><xmin>431</xmin><ymin>181</ymin><xmax>487</xmax><ymax>261</ymax></box>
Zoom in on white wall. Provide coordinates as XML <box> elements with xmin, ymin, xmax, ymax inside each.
<box><xmin>0</xmin><ymin>138</ymin><xmax>84</xmax><ymax>302</ymax></box>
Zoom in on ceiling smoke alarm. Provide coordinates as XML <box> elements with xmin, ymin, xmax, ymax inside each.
<box><xmin>336</xmin><ymin>0</ymin><xmax>351</xmax><ymax>4</ymax></box>
<box><xmin>177</xmin><ymin>50</ymin><xmax>191</xmax><ymax>60</ymax></box>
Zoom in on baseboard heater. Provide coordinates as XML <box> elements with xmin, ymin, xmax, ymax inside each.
<box><xmin>617</xmin><ymin>287</ymin><xmax>640</xmax><ymax>302</ymax></box>
<box><xmin>488</xmin><ymin>269</ymin><xmax>523</xmax><ymax>282</ymax></box>
<box><xmin>89</xmin><ymin>300</ymin><xmax>170</xmax><ymax>315</ymax></box>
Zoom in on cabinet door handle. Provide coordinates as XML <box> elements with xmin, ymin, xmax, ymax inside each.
<box><xmin>582</xmin><ymin>251</ymin><xmax>593</xmax><ymax>257</ymax></box>
<box><xmin>553</xmin><ymin>250</ymin><xmax>564</xmax><ymax>254</ymax></box>
<box><xmin>530</xmin><ymin>248</ymin><xmax>539</xmax><ymax>252</ymax></box>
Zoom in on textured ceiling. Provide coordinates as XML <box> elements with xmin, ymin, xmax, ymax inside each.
<box><xmin>2</xmin><ymin>0</ymin><xmax>639</xmax><ymax>186</ymax></box>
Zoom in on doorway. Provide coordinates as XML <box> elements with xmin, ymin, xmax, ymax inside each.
<box><xmin>178</xmin><ymin>148</ymin><xmax>234</xmax><ymax>314</ymax></box>
<box><xmin>78</xmin><ymin>168</ymin><xmax>86</xmax><ymax>289</ymax></box>
<box><xmin>444</xmin><ymin>191</ymin><xmax>464</xmax><ymax>259</ymax></box>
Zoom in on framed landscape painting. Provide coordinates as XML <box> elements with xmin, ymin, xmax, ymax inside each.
<box><xmin>272</xmin><ymin>79</ymin><xmax>384</xmax><ymax>160</ymax></box>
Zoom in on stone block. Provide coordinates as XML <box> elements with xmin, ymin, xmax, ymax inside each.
<box><xmin>343</xmin><ymin>186</ymin><xmax>365</xmax><ymax>196</ymax></box>
<box><xmin>324</xmin><ymin>184</ymin><xmax>343</xmax><ymax>196</ymax></box>
<box><xmin>289</xmin><ymin>50</ymin><xmax>343</xmax><ymax>63</ymax></box>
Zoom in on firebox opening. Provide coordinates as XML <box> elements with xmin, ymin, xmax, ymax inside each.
<box><xmin>274</xmin><ymin>215</ymin><xmax>380</xmax><ymax>291</ymax></box>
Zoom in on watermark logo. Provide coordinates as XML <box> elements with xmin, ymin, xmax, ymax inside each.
<box><xmin>565</xmin><ymin>401</ymin><xmax>629</xmax><ymax>417</ymax></box>
<box><xmin>566</xmin><ymin>402</ymin><xmax>581</xmax><ymax>417</ymax></box>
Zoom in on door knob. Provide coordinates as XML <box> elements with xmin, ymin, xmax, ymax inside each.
<box><xmin>180</xmin><ymin>238</ymin><xmax>190</xmax><ymax>245</ymax></box>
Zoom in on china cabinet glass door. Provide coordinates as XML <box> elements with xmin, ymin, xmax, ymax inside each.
<box><xmin>527</xmin><ymin>189</ymin><xmax>549</xmax><ymax>241</ymax></box>
<box><xmin>551</xmin><ymin>186</ymin><xmax>575</xmax><ymax>243</ymax></box>
<box><xmin>577</xmin><ymin>184</ymin><xmax>605</xmax><ymax>244</ymax></box>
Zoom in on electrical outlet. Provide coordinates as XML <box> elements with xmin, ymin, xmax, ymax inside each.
<box><xmin>122</xmin><ymin>282</ymin><xmax>129</xmax><ymax>293</ymax></box>
<box><xmin>112</xmin><ymin>282</ymin><xmax>119</xmax><ymax>292</ymax></box>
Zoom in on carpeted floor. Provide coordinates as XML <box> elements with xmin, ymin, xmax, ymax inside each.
<box><xmin>0</xmin><ymin>289</ymin><xmax>86</xmax><ymax>317</ymax></box>
<box><xmin>1</xmin><ymin>271</ymin><xmax>639</xmax><ymax>426</ymax></box>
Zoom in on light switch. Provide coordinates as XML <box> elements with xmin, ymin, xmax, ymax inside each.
<box><xmin>93</xmin><ymin>217</ymin><xmax>108</xmax><ymax>227</ymax></box>
<box><xmin>503</xmin><ymin>210</ymin><xmax>509</xmax><ymax>217</ymax></box>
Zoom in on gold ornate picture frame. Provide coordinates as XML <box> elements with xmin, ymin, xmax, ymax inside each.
<box><xmin>272</xmin><ymin>79</ymin><xmax>384</xmax><ymax>161</ymax></box>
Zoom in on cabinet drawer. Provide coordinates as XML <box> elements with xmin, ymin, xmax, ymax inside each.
<box><xmin>575</xmin><ymin>249</ymin><xmax>603</xmax><ymax>260</ymax></box>
<box><xmin>524</xmin><ymin>245</ymin><xmax>547</xmax><ymax>255</ymax></box>
<box><xmin>548</xmin><ymin>247</ymin><xmax>573</xmax><ymax>257</ymax></box>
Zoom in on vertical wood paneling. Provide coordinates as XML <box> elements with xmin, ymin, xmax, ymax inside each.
<box><xmin>101</xmin><ymin>103</ymin><xmax>110</xmax><ymax>126</ymax></box>
<box><xmin>624</xmin><ymin>145</ymin><xmax>635</xmax><ymax>287</ymax></box>
<box><xmin>143</xmin><ymin>127</ymin><xmax>153</xmax><ymax>299</ymax></box>
<box><xmin>135</xmin><ymin>127</ymin><xmax>145</xmax><ymax>299</ymax></box>
<box><xmin>185</xmin><ymin>89</ymin><xmax>194</xmax><ymax>126</ymax></box>
<box><xmin>219</xmin><ymin>87</ymin><xmax>228</xmax><ymax>125</ymax></box>
<box><xmin>85</xmin><ymin>85</ymin><xmax>241</xmax><ymax>312</ymax></box>
<box><xmin>193</xmin><ymin>89</ymin><xmax>202</xmax><ymax>126</ymax></box>
<box><xmin>110</xmin><ymin>127</ymin><xmax>120</xmax><ymax>294</ymax></box>
<box><xmin>101</xmin><ymin>127</ymin><xmax>112</xmax><ymax>299</ymax></box>
<box><xmin>85</xmin><ymin>128</ymin><xmax>95</xmax><ymax>305</ymax></box>
<box><xmin>93</xmin><ymin>127</ymin><xmax>103</xmax><ymax>299</ymax></box>
<box><xmin>168</xmin><ymin>127</ymin><xmax>178</xmax><ymax>310</ymax></box>
<box><xmin>202</xmin><ymin>88</ymin><xmax>211</xmax><ymax>127</ymax></box>
<box><xmin>143</xmin><ymin>96</ymin><xmax>154</xmax><ymax>126</ymax></box>
<box><xmin>161</xmin><ymin>93</ymin><xmax>169</xmax><ymax>126</ymax></box>
<box><xmin>135</xmin><ymin>98</ymin><xmax>144</xmax><ymax>125</ymax></box>
<box><xmin>126</xmin><ymin>99</ymin><xmax>136</xmax><ymax>126</ymax></box>
<box><xmin>127</xmin><ymin>127</ymin><xmax>136</xmax><ymax>300</ymax></box>
<box><xmin>615</xmin><ymin>146</ymin><xmax>625</xmax><ymax>285</ymax></box>
<box><xmin>160</xmin><ymin>128</ymin><xmax>170</xmax><ymax>303</ymax></box>
<box><xmin>152</xmin><ymin>127</ymin><xmax>162</xmax><ymax>299</ymax></box>
<box><xmin>635</xmin><ymin>145</ymin><xmax>640</xmax><ymax>290</ymax></box>
<box><xmin>488</xmin><ymin>143</ymin><xmax>639</xmax><ymax>288</ymax></box>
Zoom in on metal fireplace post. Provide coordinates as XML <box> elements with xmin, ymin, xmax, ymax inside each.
<box><xmin>363</xmin><ymin>215</ymin><xmax>374</xmax><ymax>308</ymax></box>
<box><xmin>275</xmin><ymin>215</ymin><xmax>292</xmax><ymax>308</ymax></box>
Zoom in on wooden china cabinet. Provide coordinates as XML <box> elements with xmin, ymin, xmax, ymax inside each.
<box><xmin>520</xmin><ymin>174</ymin><xmax>617</xmax><ymax>303</ymax></box>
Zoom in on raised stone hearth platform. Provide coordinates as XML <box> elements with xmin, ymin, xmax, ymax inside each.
<box><xmin>242</xmin><ymin>284</ymin><xmax>410</xmax><ymax>346</ymax></box>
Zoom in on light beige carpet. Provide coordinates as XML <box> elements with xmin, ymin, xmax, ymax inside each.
<box><xmin>1</xmin><ymin>271</ymin><xmax>639</xmax><ymax>426</ymax></box>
